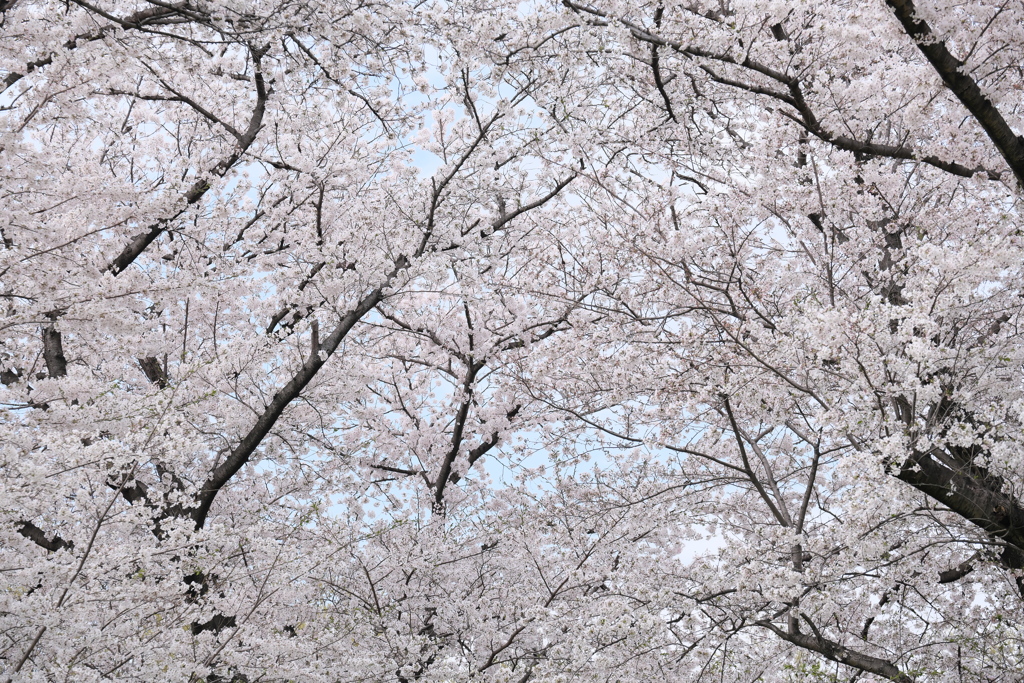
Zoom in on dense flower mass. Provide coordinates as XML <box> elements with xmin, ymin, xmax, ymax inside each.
<box><xmin>2</xmin><ymin>0</ymin><xmax>1023</xmax><ymax>680</ymax></box>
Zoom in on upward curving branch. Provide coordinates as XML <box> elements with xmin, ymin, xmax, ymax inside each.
<box><xmin>189</xmin><ymin>261</ymin><xmax>404</xmax><ymax>529</ymax></box>
<box><xmin>433</xmin><ymin>361</ymin><xmax>484</xmax><ymax>511</ymax></box>
<box><xmin>106</xmin><ymin>45</ymin><xmax>271</xmax><ymax>275</ymax></box>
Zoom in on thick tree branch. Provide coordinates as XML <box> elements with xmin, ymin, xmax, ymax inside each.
<box><xmin>488</xmin><ymin>174</ymin><xmax>577</xmax><ymax>233</ymax></box>
<box><xmin>190</xmin><ymin>614</ymin><xmax>237</xmax><ymax>635</ymax></box>
<box><xmin>448</xmin><ymin>405</ymin><xmax>522</xmax><ymax>487</ymax></box>
<box><xmin>896</xmin><ymin>448</ymin><xmax>1024</xmax><ymax>578</ymax></box>
<box><xmin>190</xmin><ymin>258</ymin><xmax>408</xmax><ymax>529</ymax></box>
<box><xmin>41</xmin><ymin>323</ymin><xmax>68</xmax><ymax>378</ymax></box>
<box><xmin>459</xmin><ymin>406</ymin><xmax>521</xmax><ymax>478</ymax></box>
<box><xmin>722</xmin><ymin>395</ymin><xmax>791</xmax><ymax>527</ymax></box>
<box><xmin>938</xmin><ymin>558</ymin><xmax>975</xmax><ymax>584</ymax></box>
<box><xmin>650</xmin><ymin>6</ymin><xmax>677</xmax><ymax>123</ymax></box>
<box><xmin>759</xmin><ymin>619</ymin><xmax>915</xmax><ymax>683</ymax></box>
<box><xmin>107</xmin><ymin>473</ymin><xmax>150</xmax><ymax>506</ymax></box>
<box><xmin>16</xmin><ymin>521</ymin><xmax>73</xmax><ymax>552</ymax></box>
<box><xmin>68</xmin><ymin>0</ymin><xmax>202</xmax><ymax>30</ymax></box>
<box><xmin>792</xmin><ymin>120</ymin><xmax>1000</xmax><ymax>180</ymax></box>
<box><xmin>562</xmin><ymin>0</ymin><xmax>1004</xmax><ymax>180</ymax></box>
<box><xmin>886</xmin><ymin>0</ymin><xmax>1024</xmax><ymax>187</ymax></box>
<box><xmin>138</xmin><ymin>356</ymin><xmax>169</xmax><ymax>388</ymax></box>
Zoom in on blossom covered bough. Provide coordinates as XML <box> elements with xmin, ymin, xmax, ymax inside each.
<box><xmin>2</xmin><ymin>0</ymin><xmax>1023</xmax><ymax>680</ymax></box>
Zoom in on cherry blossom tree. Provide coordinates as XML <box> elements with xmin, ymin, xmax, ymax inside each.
<box><xmin>469</xmin><ymin>0</ymin><xmax>1024</xmax><ymax>679</ymax></box>
<box><xmin>3</xmin><ymin>0</ymin><xmax>1024</xmax><ymax>681</ymax></box>
<box><xmin>1</xmin><ymin>0</ymin><xmax>588</xmax><ymax>678</ymax></box>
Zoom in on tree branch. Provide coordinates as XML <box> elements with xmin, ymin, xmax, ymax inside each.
<box><xmin>563</xmin><ymin>0</ymin><xmax>1004</xmax><ymax>181</ymax></box>
<box><xmin>16</xmin><ymin>520</ymin><xmax>73</xmax><ymax>552</ymax></box>
<box><xmin>722</xmin><ymin>395</ymin><xmax>791</xmax><ymax>527</ymax></box>
<box><xmin>895</xmin><ymin>448</ymin><xmax>1024</xmax><ymax>582</ymax></box>
<box><xmin>138</xmin><ymin>356</ymin><xmax>169</xmax><ymax>388</ymax></box>
<box><xmin>41</xmin><ymin>323</ymin><xmax>68</xmax><ymax>378</ymax></box>
<box><xmin>450</xmin><ymin>405</ymin><xmax>522</xmax><ymax>486</ymax></box>
<box><xmin>759</xmin><ymin>619</ymin><xmax>915</xmax><ymax>683</ymax></box>
<box><xmin>190</xmin><ymin>257</ymin><xmax>408</xmax><ymax>529</ymax></box>
<box><xmin>106</xmin><ymin>44</ymin><xmax>270</xmax><ymax>275</ymax></box>
<box><xmin>650</xmin><ymin>6</ymin><xmax>677</xmax><ymax>123</ymax></box>
<box><xmin>1</xmin><ymin>3</ymin><xmax>190</xmax><ymax>95</ymax></box>
<box><xmin>886</xmin><ymin>0</ymin><xmax>1024</xmax><ymax>187</ymax></box>
<box><xmin>433</xmin><ymin>363</ymin><xmax>483</xmax><ymax>510</ymax></box>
